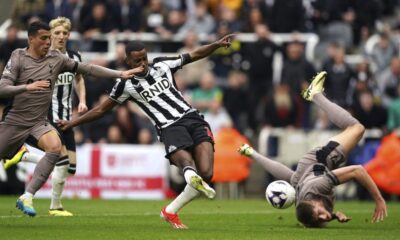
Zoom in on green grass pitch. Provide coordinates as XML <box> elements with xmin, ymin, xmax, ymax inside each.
<box><xmin>0</xmin><ymin>197</ymin><xmax>399</xmax><ymax>240</ymax></box>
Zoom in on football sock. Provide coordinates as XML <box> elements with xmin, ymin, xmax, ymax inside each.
<box><xmin>183</xmin><ymin>166</ymin><xmax>198</xmax><ymax>184</ymax></box>
<box><xmin>21</xmin><ymin>192</ymin><xmax>33</xmax><ymax>199</ymax></box>
<box><xmin>165</xmin><ymin>184</ymin><xmax>200</xmax><ymax>214</ymax></box>
<box><xmin>26</xmin><ymin>152</ymin><xmax>59</xmax><ymax>194</ymax></box>
<box><xmin>21</xmin><ymin>152</ymin><xmax>42</xmax><ymax>164</ymax></box>
<box><xmin>251</xmin><ymin>152</ymin><xmax>294</xmax><ymax>182</ymax></box>
<box><xmin>313</xmin><ymin>93</ymin><xmax>359</xmax><ymax>129</ymax></box>
<box><xmin>67</xmin><ymin>163</ymin><xmax>76</xmax><ymax>175</ymax></box>
<box><xmin>50</xmin><ymin>156</ymin><xmax>69</xmax><ymax>210</ymax></box>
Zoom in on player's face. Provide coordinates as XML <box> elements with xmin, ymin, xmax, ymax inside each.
<box><xmin>126</xmin><ymin>49</ymin><xmax>148</xmax><ymax>75</ymax></box>
<box><xmin>51</xmin><ymin>25</ymin><xmax>70</xmax><ymax>50</ymax></box>
<box><xmin>29</xmin><ymin>29</ymin><xmax>51</xmax><ymax>57</ymax></box>
<box><xmin>314</xmin><ymin>204</ymin><xmax>333</xmax><ymax>222</ymax></box>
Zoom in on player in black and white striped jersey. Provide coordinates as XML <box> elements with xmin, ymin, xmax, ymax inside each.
<box><xmin>58</xmin><ymin>34</ymin><xmax>234</xmax><ymax>228</ymax></box>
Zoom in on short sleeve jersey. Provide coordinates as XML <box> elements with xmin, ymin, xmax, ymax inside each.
<box><xmin>109</xmin><ymin>54</ymin><xmax>195</xmax><ymax>128</ymax></box>
<box><xmin>1</xmin><ymin>48</ymin><xmax>78</xmax><ymax>126</ymax></box>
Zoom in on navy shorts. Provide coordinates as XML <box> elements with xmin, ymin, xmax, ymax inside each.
<box><xmin>160</xmin><ymin>111</ymin><xmax>214</xmax><ymax>158</ymax></box>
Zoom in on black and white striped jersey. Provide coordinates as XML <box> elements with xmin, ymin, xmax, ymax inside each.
<box><xmin>109</xmin><ymin>54</ymin><xmax>195</xmax><ymax>129</ymax></box>
<box><xmin>49</xmin><ymin>50</ymin><xmax>81</xmax><ymax>122</ymax></box>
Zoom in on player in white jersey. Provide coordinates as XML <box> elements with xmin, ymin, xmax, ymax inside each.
<box><xmin>58</xmin><ymin>35</ymin><xmax>234</xmax><ymax>228</ymax></box>
<box><xmin>3</xmin><ymin>17</ymin><xmax>87</xmax><ymax>216</ymax></box>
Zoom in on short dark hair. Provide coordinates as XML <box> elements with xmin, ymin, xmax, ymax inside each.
<box><xmin>296</xmin><ymin>201</ymin><xmax>327</xmax><ymax>228</ymax></box>
<box><xmin>125</xmin><ymin>41</ymin><xmax>145</xmax><ymax>55</ymax></box>
<box><xmin>28</xmin><ymin>21</ymin><xmax>50</xmax><ymax>37</ymax></box>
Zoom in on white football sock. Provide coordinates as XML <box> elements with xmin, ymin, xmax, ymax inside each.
<box><xmin>21</xmin><ymin>192</ymin><xmax>34</xmax><ymax>198</ymax></box>
<box><xmin>183</xmin><ymin>166</ymin><xmax>198</xmax><ymax>184</ymax></box>
<box><xmin>50</xmin><ymin>164</ymin><xmax>69</xmax><ymax>210</ymax></box>
<box><xmin>165</xmin><ymin>184</ymin><xmax>200</xmax><ymax>214</ymax></box>
<box><xmin>21</xmin><ymin>152</ymin><xmax>42</xmax><ymax>164</ymax></box>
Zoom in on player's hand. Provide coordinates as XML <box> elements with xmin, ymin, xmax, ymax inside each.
<box><xmin>334</xmin><ymin>212</ymin><xmax>351</xmax><ymax>223</ymax></box>
<box><xmin>57</xmin><ymin>120</ymin><xmax>72</xmax><ymax>131</ymax></box>
<box><xmin>372</xmin><ymin>198</ymin><xmax>387</xmax><ymax>223</ymax></box>
<box><xmin>238</xmin><ymin>144</ymin><xmax>254</xmax><ymax>157</ymax></box>
<box><xmin>120</xmin><ymin>66</ymin><xmax>145</xmax><ymax>79</ymax></box>
<box><xmin>216</xmin><ymin>34</ymin><xmax>235</xmax><ymax>49</ymax></box>
<box><xmin>26</xmin><ymin>80</ymin><xmax>50</xmax><ymax>91</ymax></box>
<box><xmin>78</xmin><ymin>102</ymin><xmax>88</xmax><ymax>114</ymax></box>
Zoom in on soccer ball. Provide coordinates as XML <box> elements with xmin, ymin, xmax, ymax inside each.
<box><xmin>265</xmin><ymin>180</ymin><xmax>296</xmax><ymax>209</ymax></box>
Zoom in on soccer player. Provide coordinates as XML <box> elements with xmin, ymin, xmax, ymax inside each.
<box><xmin>239</xmin><ymin>71</ymin><xmax>387</xmax><ymax>227</ymax></box>
<box><xmin>3</xmin><ymin>17</ymin><xmax>88</xmax><ymax>216</ymax></box>
<box><xmin>57</xmin><ymin>35</ymin><xmax>234</xmax><ymax>229</ymax></box>
<box><xmin>0</xmin><ymin>21</ymin><xmax>141</xmax><ymax>217</ymax></box>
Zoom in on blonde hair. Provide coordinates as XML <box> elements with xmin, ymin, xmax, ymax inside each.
<box><xmin>49</xmin><ymin>16</ymin><xmax>71</xmax><ymax>31</ymax></box>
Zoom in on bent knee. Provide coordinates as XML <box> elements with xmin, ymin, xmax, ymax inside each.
<box><xmin>199</xmin><ymin>169</ymin><xmax>213</xmax><ymax>182</ymax></box>
<box><xmin>45</xmin><ymin>142</ymin><xmax>62</xmax><ymax>154</ymax></box>
<box><xmin>353</xmin><ymin>123</ymin><xmax>365</xmax><ymax>137</ymax></box>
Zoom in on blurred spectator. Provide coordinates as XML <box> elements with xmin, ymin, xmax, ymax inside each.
<box><xmin>79</xmin><ymin>2</ymin><xmax>116</xmax><ymax>51</ymax></box>
<box><xmin>138</xmin><ymin>128</ymin><xmax>155</xmax><ymax>144</ymax></box>
<box><xmin>260</xmin><ymin>83</ymin><xmax>303</xmax><ymax>128</ymax></box>
<box><xmin>178</xmin><ymin>31</ymin><xmax>211</xmax><ymax>88</ymax></box>
<box><xmin>142</xmin><ymin>0</ymin><xmax>168</xmax><ymax>32</ymax></box>
<box><xmin>242</xmin><ymin>7</ymin><xmax>264</xmax><ymax>33</ymax></box>
<box><xmin>191</xmin><ymin>71</ymin><xmax>223</xmax><ymax>113</ymax></box>
<box><xmin>216</xmin><ymin>4</ymin><xmax>243</xmax><ymax>33</ymax></box>
<box><xmin>322</xmin><ymin>43</ymin><xmax>354</xmax><ymax>107</ymax></box>
<box><xmin>367</xmin><ymin>32</ymin><xmax>399</xmax><ymax>74</ymax></box>
<box><xmin>111</xmin><ymin>0</ymin><xmax>142</xmax><ymax>32</ymax></box>
<box><xmin>243</xmin><ymin>24</ymin><xmax>279</xmax><ymax>122</ymax></box>
<box><xmin>209</xmin><ymin>22</ymin><xmax>242</xmax><ymax>78</ymax></box>
<box><xmin>44</xmin><ymin>0</ymin><xmax>74</xmax><ymax>23</ymax></box>
<box><xmin>347</xmin><ymin>60</ymin><xmax>380</xmax><ymax>108</ymax></box>
<box><xmin>387</xmin><ymin>94</ymin><xmax>400</xmax><ymax>132</ymax></box>
<box><xmin>280</xmin><ymin>41</ymin><xmax>315</xmax><ymax>95</ymax></box>
<box><xmin>203</xmin><ymin>100</ymin><xmax>233</xmax><ymax>134</ymax></box>
<box><xmin>114</xmin><ymin>105</ymin><xmax>140</xmax><ymax>144</ymax></box>
<box><xmin>107</xmin><ymin>42</ymin><xmax>130</xmax><ymax>71</ymax></box>
<box><xmin>11</xmin><ymin>0</ymin><xmax>46</xmax><ymax>29</ymax></box>
<box><xmin>178</xmin><ymin>1</ymin><xmax>215</xmax><ymax>36</ymax></box>
<box><xmin>0</xmin><ymin>25</ymin><xmax>25</xmax><ymax>119</ymax></box>
<box><xmin>106</xmin><ymin>125</ymin><xmax>124</xmax><ymax>144</ymax></box>
<box><xmin>352</xmin><ymin>91</ymin><xmax>387</xmax><ymax>130</ymax></box>
<box><xmin>263</xmin><ymin>0</ymin><xmax>305</xmax><ymax>33</ymax></box>
<box><xmin>83</xmin><ymin>94</ymin><xmax>116</xmax><ymax>143</ymax></box>
<box><xmin>222</xmin><ymin>71</ymin><xmax>249</xmax><ymax>132</ymax></box>
<box><xmin>156</xmin><ymin>9</ymin><xmax>185</xmax><ymax>39</ymax></box>
<box><xmin>0</xmin><ymin>25</ymin><xmax>25</xmax><ymax>74</ymax></box>
<box><xmin>376</xmin><ymin>57</ymin><xmax>400</xmax><ymax>107</ymax></box>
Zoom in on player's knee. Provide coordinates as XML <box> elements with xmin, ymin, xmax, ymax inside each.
<box><xmin>46</xmin><ymin>142</ymin><xmax>62</xmax><ymax>154</ymax></box>
<box><xmin>353</xmin><ymin>123</ymin><xmax>365</xmax><ymax>138</ymax></box>
<box><xmin>199</xmin><ymin>169</ymin><xmax>213</xmax><ymax>182</ymax></box>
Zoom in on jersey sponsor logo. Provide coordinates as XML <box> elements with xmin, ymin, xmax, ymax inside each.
<box><xmin>56</xmin><ymin>72</ymin><xmax>74</xmax><ymax>86</ymax></box>
<box><xmin>139</xmin><ymin>78</ymin><xmax>171</xmax><ymax>102</ymax></box>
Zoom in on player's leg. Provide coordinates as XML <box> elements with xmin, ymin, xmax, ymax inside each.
<box><xmin>49</xmin><ymin>145</ymin><xmax>72</xmax><ymax>216</ymax></box>
<box><xmin>49</xmin><ymin>128</ymin><xmax>75</xmax><ymax>216</ymax></box>
<box><xmin>238</xmin><ymin>144</ymin><xmax>294</xmax><ymax>182</ymax></box>
<box><xmin>303</xmin><ymin>71</ymin><xmax>364</xmax><ymax>164</ymax></box>
<box><xmin>18</xmin><ymin>126</ymin><xmax>62</xmax><ymax>217</ymax></box>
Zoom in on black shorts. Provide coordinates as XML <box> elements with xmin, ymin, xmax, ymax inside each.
<box><xmin>160</xmin><ymin>111</ymin><xmax>214</xmax><ymax>158</ymax></box>
<box><xmin>51</xmin><ymin>122</ymin><xmax>76</xmax><ymax>152</ymax></box>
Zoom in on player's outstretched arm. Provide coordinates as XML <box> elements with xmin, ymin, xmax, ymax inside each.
<box><xmin>333</xmin><ymin>165</ymin><xmax>388</xmax><ymax>223</ymax></box>
<box><xmin>188</xmin><ymin>34</ymin><xmax>234</xmax><ymax>62</ymax></box>
<box><xmin>74</xmin><ymin>74</ymin><xmax>88</xmax><ymax>114</ymax></box>
<box><xmin>57</xmin><ymin>98</ymin><xmax>117</xmax><ymax>131</ymax></box>
<box><xmin>75</xmin><ymin>63</ymin><xmax>144</xmax><ymax>80</ymax></box>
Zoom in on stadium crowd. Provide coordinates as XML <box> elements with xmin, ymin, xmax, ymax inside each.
<box><xmin>1</xmin><ymin>0</ymin><xmax>400</xmax><ymax>146</ymax></box>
